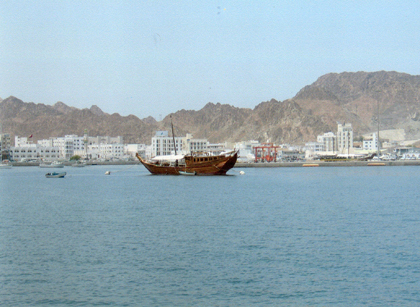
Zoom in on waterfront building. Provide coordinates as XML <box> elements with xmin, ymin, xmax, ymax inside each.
<box><xmin>353</xmin><ymin>141</ymin><xmax>363</xmax><ymax>149</ymax></box>
<box><xmin>49</xmin><ymin>134</ymin><xmax>125</xmax><ymax>160</ymax></box>
<box><xmin>317</xmin><ymin>132</ymin><xmax>336</xmax><ymax>152</ymax></box>
<box><xmin>10</xmin><ymin>144</ymin><xmax>61</xmax><ymax>161</ymax></box>
<box><xmin>0</xmin><ymin>133</ymin><xmax>11</xmax><ymax>158</ymax></box>
<box><xmin>12</xmin><ymin>136</ymin><xmax>60</xmax><ymax>161</ymax></box>
<box><xmin>75</xmin><ymin>134</ymin><xmax>125</xmax><ymax>160</ymax></box>
<box><xmin>304</xmin><ymin>141</ymin><xmax>325</xmax><ymax>159</ymax></box>
<box><xmin>84</xmin><ymin>143</ymin><xmax>125</xmax><ymax>160</ymax></box>
<box><xmin>12</xmin><ymin>133</ymin><xmax>126</xmax><ymax>161</ymax></box>
<box><xmin>151</xmin><ymin>131</ymin><xmax>183</xmax><ymax>156</ymax></box>
<box><xmin>207</xmin><ymin>143</ymin><xmax>225</xmax><ymax>155</ymax></box>
<box><xmin>151</xmin><ymin>131</ymin><xmax>208</xmax><ymax>157</ymax></box>
<box><xmin>38</xmin><ymin>139</ymin><xmax>53</xmax><ymax>147</ymax></box>
<box><xmin>183</xmin><ymin>133</ymin><xmax>207</xmax><ymax>153</ymax></box>
<box><xmin>15</xmin><ymin>136</ymin><xmax>34</xmax><ymax>147</ymax></box>
<box><xmin>88</xmin><ymin>136</ymin><xmax>124</xmax><ymax>145</ymax></box>
<box><xmin>381</xmin><ymin>140</ymin><xmax>399</xmax><ymax>151</ymax></box>
<box><xmin>394</xmin><ymin>147</ymin><xmax>412</xmax><ymax>157</ymax></box>
<box><xmin>145</xmin><ymin>145</ymin><xmax>153</xmax><ymax>160</ymax></box>
<box><xmin>337</xmin><ymin>123</ymin><xmax>353</xmax><ymax>154</ymax></box>
<box><xmin>363</xmin><ymin>133</ymin><xmax>379</xmax><ymax>151</ymax></box>
<box><xmin>234</xmin><ymin>140</ymin><xmax>259</xmax><ymax>162</ymax></box>
<box><xmin>125</xmin><ymin>144</ymin><xmax>147</xmax><ymax>159</ymax></box>
<box><xmin>51</xmin><ymin>135</ymin><xmax>86</xmax><ymax>159</ymax></box>
<box><xmin>305</xmin><ymin>141</ymin><xmax>325</xmax><ymax>152</ymax></box>
<box><xmin>394</xmin><ymin>146</ymin><xmax>420</xmax><ymax>159</ymax></box>
<box><xmin>399</xmin><ymin>148</ymin><xmax>420</xmax><ymax>160</ymax></box>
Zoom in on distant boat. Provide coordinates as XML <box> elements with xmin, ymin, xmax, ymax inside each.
<box><xmin>71</xmin><ymin>161</ymin><xmax>86</xmax><ymax>167</ymax></box>
<box><xmin>0</xmin><ymin>160</ymin><xmax>12</xmax><ymax>169</ymax></box>
<box><xmin>45</xmin><ymin>172</ymin><xmax>66</xmax><ymax>178</ymax></box>
<box><xmin>39</xmin><ymin>161</ymin><xmax>64</xmax><ymax>168</ymax></box>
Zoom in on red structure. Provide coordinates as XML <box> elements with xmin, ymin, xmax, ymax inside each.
<box><xmin>254</xmin><ymin>143</ymin><xmax>282</xmax><ymax>163</ymax></box>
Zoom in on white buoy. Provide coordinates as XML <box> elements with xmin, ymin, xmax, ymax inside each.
<box><xmin>239</xmin><ymin>171</ymin><xmax>245</xmax><ymax>175</ymax></box>
<box><xmin>105</xmin><ymin>171</ymin><xmax>111</xmax><ymax>175</ymax></box>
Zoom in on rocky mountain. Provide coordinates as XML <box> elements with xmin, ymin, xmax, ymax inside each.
<box><xmin>0</xmin><ymin>96</ymin><xmax>158</xmax><ymax>144</ymax></box>
<box><xmin>2</xmin><ymin>71</ymin><xmax>420</xmax><ymax>145</ymax></box>
<box><xmin>293</xmin><ymin>71</ymin><xmax>420</xmax><ymax>137</ymax></box>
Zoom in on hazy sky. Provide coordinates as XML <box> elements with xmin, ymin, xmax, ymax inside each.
<box><xmin>1</xmin><ymin>1</ymin><xmax>419</xmax><ymax>120</ymax></box>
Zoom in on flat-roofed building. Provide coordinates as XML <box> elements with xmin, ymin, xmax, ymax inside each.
<box><xmin>0</xmin><ymin>133</ymin><xmax>11</xmax><ymax>159</ymax></box>
<box><xmin>337</xmin><ymin>123</ymin><xmax>353</xmax><ymax>153</ymax></box>
<box><xmin>317</xmin><ymin>132</ymin><xmax>336</xmax><ymax>152</ymax></box>
<box><xmin>363</xmin><ymin>133</ymin><xmax>379</xmax><ymax>151</ymax></box>
<box><xmin>151</xmin><ymin>131</ymin><xmax>208</xmax><ymax>157</ymax></box>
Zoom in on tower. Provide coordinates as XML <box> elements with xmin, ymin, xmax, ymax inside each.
<box><xmin>83</xmin><ymin>129</ymin><xmax>88</xmax><ymax>159</ymax></box>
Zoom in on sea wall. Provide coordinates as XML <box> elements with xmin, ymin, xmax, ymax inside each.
<box><xmin>235</xmin><ymin>161</ymin><xmax>420</xmax><ymax>167</ymax></box>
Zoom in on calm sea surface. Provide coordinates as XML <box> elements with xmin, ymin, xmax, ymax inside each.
<box><xmin>1</xmin><ymin>165</ymin><xmax>419</xmax><ymax>306</ymax></box>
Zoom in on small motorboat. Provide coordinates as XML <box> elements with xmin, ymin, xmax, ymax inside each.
<box><xmin>178</xmin><ymin>170</ymin><xmax>196</xmax><ymax>176</ymax></box>
<box><xmin>40</xmin><ymin>161</ymin><xmax>64</xmax><ymax>168</ymax></box>
<box><xmin>71</xmin><ymin>161</ymin><xmax>86</xmax><ymax>167</ymax></box>
<box><xmin>45</xmin><ymin>172</ymin><xmax>66</xmax><ymax>178</ymax></box>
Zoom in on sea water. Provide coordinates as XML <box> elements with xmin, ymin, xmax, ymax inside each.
<box><xmin>1</xmin><ymin>165</ymin><xmax>419</xmax><ymax>306</ymax></box>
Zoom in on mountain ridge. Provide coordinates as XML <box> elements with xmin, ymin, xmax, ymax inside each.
<box><xmin>2</xmin><ymin>71</ymin><xmax>420</xmax><ymax>144</ymax></box>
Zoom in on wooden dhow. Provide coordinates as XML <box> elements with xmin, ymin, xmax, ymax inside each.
<box><xmin>136</xmin><ymin>116</ymin><xmax>238</xmax><ymax>175</ymax></box>
<box><xmin>136</xmin><ymin>151</ymin><xmax>238</xmax><ymax>175</ymax></box>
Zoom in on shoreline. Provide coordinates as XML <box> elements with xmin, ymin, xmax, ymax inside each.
<box><xmin>9</xmin><ymin>160</ymin><xmax>420</xmax><ymax>167</ymax></box>
<box><xmin>9</xmin><ymin>161</ymin><xmax>139</xmax><ymax>167</ymax></box>
<box><xmin>235</xmin><ymin>160</ymin><xmax>420</xmax><ymax>167</ymax></box>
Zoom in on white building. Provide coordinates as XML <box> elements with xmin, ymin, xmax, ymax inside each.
<box><xmin>50</xmin><ymin>134</ymin><xmax>124</xmax><ymax>160</ymax></box>
<box><xmin>305</xmin><ymin>141</ymin><xmax>325</xmax><ymax>152</ymax></box>
<box><xmin>0</xmin><ymin>133</ymin><xmax>11</xmax><ymax>160</ymax></box>
<box><xmin>309</xmin><ymin>123</ymin><xmax>354</xmax><ymax>157</ymax></box>
<box><xmin>317</xmin><ymin>132</ymin><xmax>336</xmax><ymax>152</ymax></box>
<box><xmin>51</xmin><ymin>135</ymin><xmax>86</xmax><ymax>159</ymax></box>
<box><xmin>85</xmin><ymin>143</ymin><xmax>125</xmax><ymax>160</ymax></box>
<box><xmin>10</xmin><ymin>144</ymin><xmax>61</xmax><ymax>161</ymax></box>
<box><xmin>152</xmin><ymin>131</ymin><xmax>183</xmax><ymax>156</ymax></box>
<box><xmin>88</xmin><ymin>136</ymin><xmax>123</xmax><ymax>145</ymax></box>
<box><xmin>182</xmin><ymin>133</ymin><xmax>207</xmax><ymax>154</ymax></box>
<box><xmin>234</xmin><ymin>140</ymin><xmax>259</xmax><ymax>162</ymax></box>
<box><xmin>207</xmin><ymin>143</ymin><xmax>229</xmax><ymax>156</ymax></box>
<box><xmin>337</xmin><ymin>123</ymin><xmax>353</xmax><ymax>154</ymax></box>
<box><xmin>12</xmin><ymin>133</ymin><xmax>126</xmax><ymax>161</ymax></box>
<box><xmin>363</xmin><ymin>133</ymin><xmax>379</xmax><ymax>151</ymax></box>
<box><xmin>125</xmin><ymin>144</ymin><xmax>147</xmax><ymax>159</ymax></box>
<box><xmin>151</xmin><ymin>131</ymin><xmax>208</xmax><ymax>157</ymax></box>
<box><xmin>15</xmin><ymin>136</ymin><xmax>32</xmax><ymax>147</ymax></box>
<box><xmin>11</xmin><ymin>136</ymin><xmax>60</xmax><ymax>161</ymax></box>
